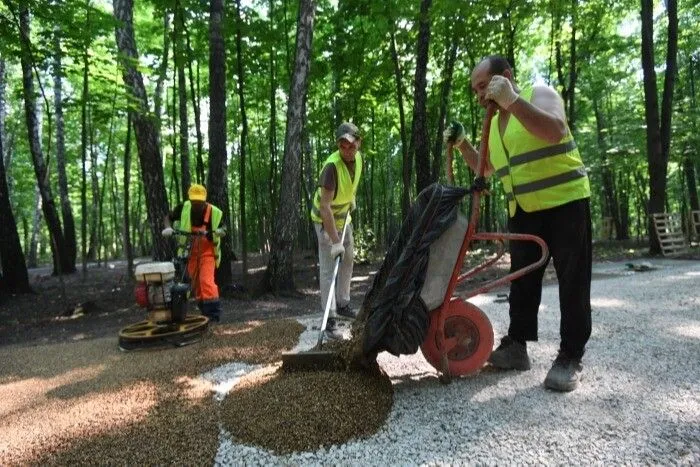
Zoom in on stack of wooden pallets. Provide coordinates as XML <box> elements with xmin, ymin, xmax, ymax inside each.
<box><xmin>652</xmin><ymin>212</ymin><xmax>690</xmax><ymax>257</ymax></box>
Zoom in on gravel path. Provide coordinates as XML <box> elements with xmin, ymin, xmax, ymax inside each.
<box><xmin>212</xmin><ymin>259</ymin><xmax>700</xmax><ymax>465</ymax></box>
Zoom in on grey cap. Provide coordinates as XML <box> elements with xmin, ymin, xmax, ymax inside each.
<box><xmin>336</xmin><ymin>122</ymin><xmax>361</xmax><ymax>143</ymax></box>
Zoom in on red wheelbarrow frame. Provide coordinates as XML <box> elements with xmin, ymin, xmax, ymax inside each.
<box><xmin>423</xmin><ymin>104</ymin><xmax>549</xmax><ymax>381</ymax></box>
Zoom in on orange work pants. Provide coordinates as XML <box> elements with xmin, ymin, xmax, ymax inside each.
<box><xmin>187</xmin><ymin>237</ymin><xmax>219</xmax><ymax>301</ymax></box>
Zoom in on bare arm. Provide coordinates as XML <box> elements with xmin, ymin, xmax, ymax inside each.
<box><xmin>319</xmin><ymin>188</ymin><xmax>340</xmax><ymax>244</ymax></box>
<box><xmin>452</xmin><ymin>138</ymin><xmax>494</xmax><ymax>178</ymax></box>
<box><xmin>508</xmin><ymin>86</ymin><xmax>568</xmax><ymax>143</ymax></box>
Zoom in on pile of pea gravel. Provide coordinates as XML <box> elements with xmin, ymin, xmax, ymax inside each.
<box><xmin>212</xmin><ymin>258</ymin><xmax>700</xmax><ymax>464</ymax></box>
<box><xmin>0</xmin><ymin>319</ymin><xmax>304</xmax><ymax>465</ymax></box>
<box><xmin>220</xmin><ymin>364</ymin><xmax>393</xmax><ymax>453</ymax></box>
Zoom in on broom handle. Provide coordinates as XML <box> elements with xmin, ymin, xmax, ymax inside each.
<box><xmin>318</xmin><ymin>210</ymin><xmax>352</xmax><ymax>347</ymax></box>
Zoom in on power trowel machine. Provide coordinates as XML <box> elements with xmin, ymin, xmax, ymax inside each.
<box><xmin>118</xmin><ymin>231</ymin><xmax>210</xmax><ymax>351</ymax></box>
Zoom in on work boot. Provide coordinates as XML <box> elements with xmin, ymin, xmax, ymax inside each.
<box><xmin>487</xmin><ymin>336</ymin><xmax>531</xmax><ymax>371</ymax></box>
<box><xmin>544</xmin><ymin>351</ymin><xmax>583</xmax><ymax>392</ymax></box>
<box><xmin>201</xmin><ymin>300</ymin><xmax>221</xmax><ymax>323</ymax></box>
<box><xmin>336</xmin><ymin>305</ymin><xmax>358</xmax><ymax>320</ymax></box>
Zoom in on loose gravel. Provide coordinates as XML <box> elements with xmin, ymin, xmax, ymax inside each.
<box><xmin>212</xmin><ymin>258</ymin><xmax>700</xmax><ymax>465</ymax></box>
<box><xmin>2</xmin><ymin>259</ymin><xmax>699</xmax><ymax>465</ymax></box>
<box><xmin>220</xmin><ymin>365</ymin><xmax>392</xmax><ymax>453</ymax></box>
<box><xmin>0</xmin><ymin>319</ymin><xmax>304</xmax><ymax>465</ymax></box>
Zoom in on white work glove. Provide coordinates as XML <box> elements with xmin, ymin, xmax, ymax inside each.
<box><xmin>330</xmin><ymin>242</ymin><xmax>345</xmax><ymax>262</ymax></box>
<box><xmin>161</xmin><ymin>227</ymin><xmax>175</xmax><ymax>237</ymax></box>
<box><xmin>350</xmin><ymin>199</ymin><xmax>356</xmax><ymax>212</ymax></box>
<box><xmin>443</xmin><ymin>121</ymin><xmax>465</xmax><ymax>145</ymax></box>
<box><xmin>214</xmin><ymin>228</ymin><xmax>226</xmax><ymax>237</ymax></box>
<box><xmin>485</xmin><ymin>75</ymin><xmax>519</xmax><ymax>110</ymax></box>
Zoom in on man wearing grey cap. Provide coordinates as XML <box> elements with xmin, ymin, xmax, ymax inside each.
<box><xmin>310</xmin><ymin>122</ymin><xmax>364</xmax><ymax>338</ymax></box>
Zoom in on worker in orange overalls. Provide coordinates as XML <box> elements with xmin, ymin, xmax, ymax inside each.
<box><xmin>162</xmin><ymin>184</ymin><xmax>225</xmax><ymax>322</ymax></box>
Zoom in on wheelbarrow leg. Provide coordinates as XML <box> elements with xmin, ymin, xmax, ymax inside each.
<box><xmin>436</xmin><ymin>309</ymin><xmax>453</xmax><ymax>384</ymax></box>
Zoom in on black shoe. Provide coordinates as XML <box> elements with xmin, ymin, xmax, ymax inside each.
<box><xmin>336</xmin><ymin>305</ymin><xmax>358</xmax><ymax>320</ymax></box>
<box><xmin>487</xmin><ymin>336</ymin><xmax>531</xmax><ymax>371</ymax></box>
<box><xmin>544</xmin><ymin>351</ymin><xmax>583</xmax><ymax>392</ymax></box>
<box><xmin>201</xmin><ymin>300</ymin><xmax>221</xmax><ymax>323</ymax></box>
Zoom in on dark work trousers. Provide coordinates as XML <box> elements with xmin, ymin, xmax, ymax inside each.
<box><xmin>507</xmin><ymin>198</ymin><xmax>592</xmax><ymax>359</ymax></box>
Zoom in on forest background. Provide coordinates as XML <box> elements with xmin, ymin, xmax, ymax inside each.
<box><xmin>0</xmin><ymin>0</ymin><xmax>697</xmax><ymax>296</ymax></box>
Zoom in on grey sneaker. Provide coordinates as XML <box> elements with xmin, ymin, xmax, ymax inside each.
<box><xmin>544</xmin><ymin>351</ymin><xmax>583</xmax><ymax>392</ymax></box>
<box><xmin>487</xmin><ymin>336</ymin><xmax>531</xmax><ymax>371</ymax></box>
<box><xmin>336</xmin><ymin>305</ymin><xmax>358</xmax><ymax>320</ymax></box>
<box><xmin>324</xmin><ymin>318</ymin><xmax>347</xmax><ymax>340</ymax></box>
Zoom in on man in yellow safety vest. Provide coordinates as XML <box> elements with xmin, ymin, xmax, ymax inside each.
<box><xmin>162</xmin><ymin>184</ymin><xmax>225</xmax><ymax>322</ymax></box>
<box><xmin>444</xmin><ymin>56</ymin><xmax>592</xmax><ymax>392</ymax></box>
<box><xmin>310</xmin><ymin>122</ymin><xmax>363</xmax><ymax>338</ymax></box>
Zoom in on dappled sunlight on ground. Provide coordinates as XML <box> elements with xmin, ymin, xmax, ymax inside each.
<box><xmin>591</xmin><ymin>297</ymin><xmax>626</xmax><ymax>308</ymax></box>
<box><xmin>0</xmin><ymin>318</ymin><xmax>306</xmax><ymax>465</ymax></box>
<box><xmin>351</xmin><ymin>274</ymin><xmax>372</xmax><ymax>282</ymax></box>
<box><xmin>174</xmin><ymin>375</ymin><xmax>216</xmax><ymax>401</ymax></box>
<box><xmin>0</xmin><ymin>381</ymin><xmax>158</xmax><ymax>465</ymax></box>
<box><xmin>0</xmin><ymin>366</ymin><xmax>104</xmax><ymax>418</ymax></box>
<box><xmin>214</xmin><ymin>320</ymin><xmax>263</xmax><ymax>336</ymax></box>
<box><xmin>671</xmin><ymin>323</ymin><xmax>700</xmax><ymax>339</ymax></box>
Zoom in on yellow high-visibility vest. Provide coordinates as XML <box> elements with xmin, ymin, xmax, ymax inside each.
<box><xmin>176</xmin><ymin>201</ymin><xmax>223</xmax><ymax>267</ymax></box>
<box><xmin>310</xmin><ymin>151</ymin><xmax>363</xmax><ymax>229</ymax></box>
<box><xmin>489</xmin><ymin>87</ymin><xmax>590</xmax><ymax>217</ymax></box>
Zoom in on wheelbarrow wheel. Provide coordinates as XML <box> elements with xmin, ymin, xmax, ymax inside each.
<box><xmin>421</xmin><ymin>299</ymin><xmax>494</xmax><ymax>377</ymax></box>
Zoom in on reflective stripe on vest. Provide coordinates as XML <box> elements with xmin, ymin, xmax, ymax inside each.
<box><xmin>310</xmin><ymin>151</ymin><xmax>363</xmax><ymax>229</ymax></box>
<box><xmin>488</xmin><ymin>87</ymin><xmax>590</xmax><ymax>217</ymax></box>
<box><xmin>177</xmin><ymin>201</ymin><xmax>223</xmax><ymax>268</ymax></box>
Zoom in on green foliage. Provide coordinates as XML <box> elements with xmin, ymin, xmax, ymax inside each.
<box><xmin>1</xmin><ymin>0</ymin><xmax>699</xmax><ymax>268</ymax></box>
<box><xmin>353</xmin><ymin>226</ymin><xmax>376</xmax><ymax>266</ymax></box>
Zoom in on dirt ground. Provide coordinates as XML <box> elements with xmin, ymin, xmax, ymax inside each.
<box><xmin>0</xmin><ymin>239</ymin><xmax>679</xmax><ymax>349</ymax></box>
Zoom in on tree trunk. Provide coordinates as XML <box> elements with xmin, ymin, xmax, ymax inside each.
<box><xmin>640</xmin><ymin>0</ymin><xmax>678</xmax><ymax>254</ymax></box>
<box><xmin>617</xmin><ymin>171</ymin><xmax>630</xmax><ymax>239</ymax></box>
<box><xmin>18</xmin><ymin>4</ymin><xmax>72</xmax><ymax>275</ymax></box>
<box><xmin>431</xmin><ymin>26</ymin><xmax>458</xmax><ymax>183</ymax></box>
<box><xmin>0</xmin><ymin>59</ymin><xmax>6</xmax><ymax>170</ymax></box>
<box><xmin>123</xmin><ymin>113</ymin><xmax>134</xmax><ymax>279</ymax></box>
<box><xmin>180</xmin><ymin>21</ymin><xmax>204</xmax><ymax>185</ymax></box>
<box><xmin>88</xmin><ymin>112</ymin><xmax>99</xmax><ymax>262</ymax></box>
<box><xmin>593</xmin><ymin>97</ymin><xmax>623</xmax><ymax>239</ymax></box>
<box><xmin>113</xmin><ymin>0</ymin><xmax>171</xmax><ymax>261</ymax></box>
<box><xmin>0</xmin><ymin>58</ymin><xmax>31</xmax><ymax>293</ymax></box>
<box><xmin>175</xmin><ymin>1</ymin><xmax>191</xmax><ymax>200</ymax></box>
<box><xmin>235</xmin><ymin>0</ymin><xmax>249</xmax><ymax>278</ymax></box>
<box><xmin>503</xmin><ymin>3</ymin><xmax>517</xmax><ymax>78</ymax></box>
<box><xmin>410</xmin><ymin>0</ymin><xmax>432</xmax><ymax>195</ymax></box>
<box><xmin>154</xmin><ymin>9</ymin><xmax>170</xmax><ymax>146</ymax></box>
<box><xmin>263</xmin><ymin>0</ymin><xmax>315</xmax><ymax>292</ymax></box>
<box><xmin>80</xmin><ymin>28</ymin><xmax>89</xmax><ymax>274</ymax></box>
<box><xmin>206</xmin><ymin>0</ymin><xmax>233</xmax><ymax>286</ymax></box>
<box><xmin>53</xmin><ymin>29</ymin><xmax>77</xmax><ymax>269</ymax></box>
<box><xmin>268</xmin><ymin>0</ymin><xmax>279</xmax><ymax>223</ymax></box>
<box><xmin>567</xmin><ymin>0</ymin><xmax>577</xmax><ymax>132</ymax></box>
<box><xmin>388</xmin><ymin>20</ymin><xmax>410</xmax><ymax>218</ymax></box>
<box><xmin>0</xmin><ymin>155</ymin><xmax>31</xmax><ymax>293</ymax></box>
<box><xmin>169</xmin><ymin>73</ymin><xmax>178</xmax><ymax>205</ymax></box>
<box><xmin>684</xmin><ymin>158</ymin><xmax>699</xmax><ymax>212</ymax></box>
<box><xmin>97</xmin><ymin>95</ymin><xmax>117</xmax><ymax>262</ymax></box>
<box><xmin>110</xmin><ymin>154</ymin><xmax>121</xmax><ymax>257</ymax></box>
<box><xmin>687</xmin><ymin>55</ymin><xmax>700</xmax><ymax>212</ymax></box>
<box><xmin>27</xmin><ymin>186</ymin><xmax>41</xmax><ymax>268</ymax></box>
